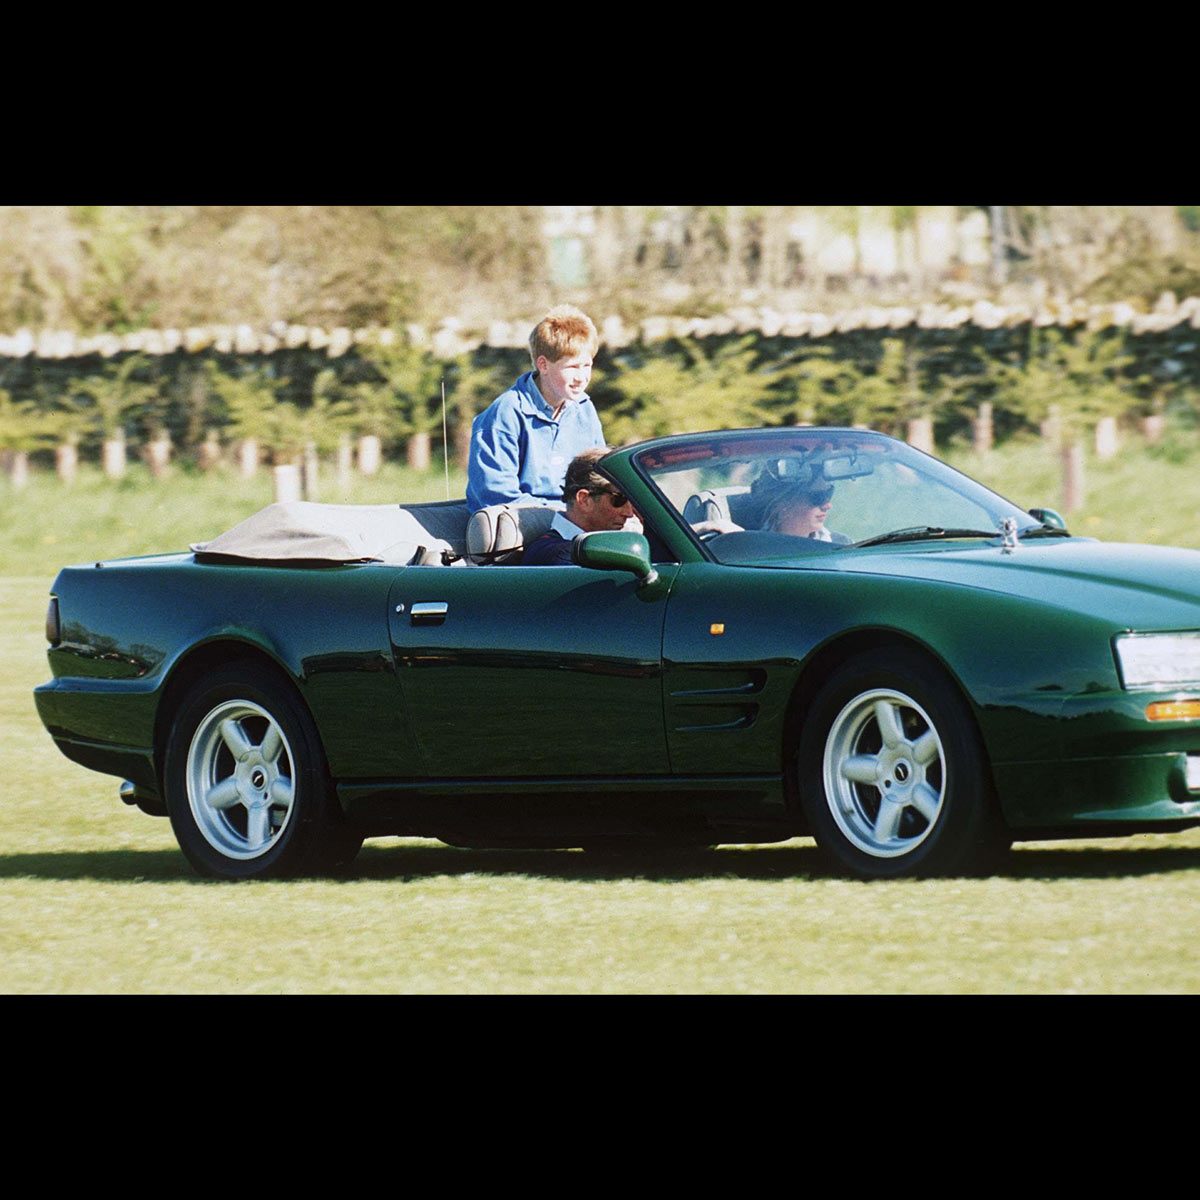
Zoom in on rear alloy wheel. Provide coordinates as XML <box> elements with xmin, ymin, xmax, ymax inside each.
<box><xmin>165</xmin><ymin>665</ymin><xmax>362</xmax><ymax>880</ymax></box>
<box><xmin>798</xmin><ymin>649</ymin><xmax>1006</xmax><ymax>879</ymax></box>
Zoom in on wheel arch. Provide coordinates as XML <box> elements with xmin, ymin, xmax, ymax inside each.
<box><xmin>153</xmin><ymin>639</ymin><xmax>321</xmax><ymax>789</ymax></box>
<box><xmin>781</xmin><ymin>627</ymin><xmax>1000</xmax><ymax>811</ymax></box>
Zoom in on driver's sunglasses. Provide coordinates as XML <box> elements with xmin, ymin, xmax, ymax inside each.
<box><xmin>806</xmin><ymin>488</ymin><xmax>834</xmax><ymax>506</ymax></box>
<box><xmin>589</xmin><ymin>486</ymin><xmax>631</xmax><ymax>508</ymax></box>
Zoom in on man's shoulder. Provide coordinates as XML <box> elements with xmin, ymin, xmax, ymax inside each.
<box><xmin>521</xmin><ymin>529</ymin><xmax>572</xmax><ymax>566</ymax></box>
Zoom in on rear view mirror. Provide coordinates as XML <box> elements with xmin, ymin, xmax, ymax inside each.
<box><xmin>822</xmin><ymin>454</ymin><xmax>874</xmax><ymax>481</ymax></box>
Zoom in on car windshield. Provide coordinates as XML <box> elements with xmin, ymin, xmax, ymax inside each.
<box><xmin>634</xmin><ymin>429</ymin><xmax>1043</xmax><ymax>565</ymax></box>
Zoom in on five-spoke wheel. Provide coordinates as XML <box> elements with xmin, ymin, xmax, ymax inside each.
<box><xmin>164</xmin><ymin>664</ymin><xmax>362</xmax><ymax>880</ymax></box>
<box><xmin>185</xmin><ymin>698</ymin><xmax>298</xmax><ymax>862</ymax></box>
<box><xmin>798</xmin><ymin>648</ymin><xmax>1007</xmax><ymax>878</ymax></box>
<box><xmin>823</xmin><ymin>687</ymin><xmax>945</xmax><ymax>859</ymax></box>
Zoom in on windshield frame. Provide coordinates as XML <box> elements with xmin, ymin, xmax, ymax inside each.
<box><xmin>628</xmin><ymin>427</ymin><xmax>1043</xmax><ymax>566</ymax></box>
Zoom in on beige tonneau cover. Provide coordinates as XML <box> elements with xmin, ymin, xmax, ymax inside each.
<box><xmin>191</xmin><ymin>500</ymin><xmax>469</xmax><ymax>565</ymax></box>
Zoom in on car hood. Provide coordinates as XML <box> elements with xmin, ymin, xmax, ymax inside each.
<box><xmin>821</xmin><ymin>539</ymin><xmax>1200</xmax><ymax>630</ymax></box>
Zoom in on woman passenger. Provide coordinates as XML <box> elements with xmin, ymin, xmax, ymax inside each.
<box><xmin>761</xmin><ymin>482</ymin><xmax>848</xmax><ymax>543</ymax></box>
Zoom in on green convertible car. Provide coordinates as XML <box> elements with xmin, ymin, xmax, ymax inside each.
<box><xmin>34</xmin><ymin>427</ymin><xmax>1200</xmax><ymax>880</ymax></box>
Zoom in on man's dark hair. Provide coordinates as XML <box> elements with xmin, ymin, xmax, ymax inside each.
<box><xmin>563</xmin><ymin>447</ymin><xmax>613</xmax><ymax>504</ymax></box>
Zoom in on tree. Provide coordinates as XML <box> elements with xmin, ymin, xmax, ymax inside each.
<box><xmin>988</xmin><ymin>328</ymin><xmax>1135</xmax><ymax>510</ymax></box>
<box><xmin>353</xmin><ymin>336</ymin><xmax>442</xmax><ymax>470</ymax></box>
<box><xmin>603</xmin><ymin>337</ymin><xmax>770</xmax><ymax>445</ymax></box>
<box><xmin>310</xmin><ymin>369</ymin><xmax>356</xmax><ymax>491</ymax></box>
<box><xmin>773</xmin><ymin>345</ymin><xmax>865</xmax><ymax>427</ymax></box>
<box><xmin>206</xmin><ymin>364</ymin><xmax>356</xmax><ymax>501</ymax></box>
<box><xmin>205</xmin><ymin>362</ymin><xmax>288</xmax><ymax>484</ymax></box>
<box><xmin>442</xmin><ymin>354</ymin><xmax>511</xmax><ymax>467</ymax></box>
<box><xmin>851</xmin><ymin>339</ymin><xmax>910</xmax><ymax>435</ymax></box>
<box><xmin>261</xmin><ymin>391</ymin><xmax>354</xmax><ymax>501</ymax></box>
<box><xmin>67</xmin><ymin>353</ymin><xmax>158</xmax><ymax>479</ymax></box>
<box><xmin>994</xmin><ymin>206</ymin><xmax>1195</xmax><ymax>299</ymax></box>
<box><xmin>27</xmin><ymin>369</ymin><xmax>90</xmax><ymax>484</ymax></box>
<box><xmin>0</xmin><ymin>389</ymin><xmax>54</xmax><ymax>488</ymax></box>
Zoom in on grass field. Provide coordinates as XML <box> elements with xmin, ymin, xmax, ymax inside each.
<box><xmin>3</xmin><ymin>439</ymin><xmax>1199</xmax><ymax>993</ymax></box>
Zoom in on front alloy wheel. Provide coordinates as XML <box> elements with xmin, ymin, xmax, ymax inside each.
<box><xmin>798</xmin><ymin>649</ymin><xmax>1006</xmax><ymax>879</ymax></box>
<box><xmin>823</xmin><ymin>688</ymin><xmax>945</xmax><ymax>859</ymax></box>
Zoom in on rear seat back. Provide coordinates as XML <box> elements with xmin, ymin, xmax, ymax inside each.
<box><xmin>683</xmin><ymin>486</ymin><xmax>757</xmax><ymax>529</ymax></box>
<box><xmin>401</xmin><ymin>500</ymin><xmax>470</xmax><ymax>566</ymax></box>
<box><xmin>465</xmin><ymin>504</ymin><xmax>557</xmax><ymax>565</ymax></box>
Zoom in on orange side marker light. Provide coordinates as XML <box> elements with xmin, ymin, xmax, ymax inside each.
<box><xmin>1146</xmin><ymin>700</ymin><xmax>1200</xmax><ymax>721</ymax></box>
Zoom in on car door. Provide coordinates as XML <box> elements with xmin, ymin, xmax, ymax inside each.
<box><xmin>387</xmin><ymin>563</ymin><xmax>678</xmax><ymax>778</ymax></box>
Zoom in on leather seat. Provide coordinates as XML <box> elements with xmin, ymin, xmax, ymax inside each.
<box><xmin>465</xmin><ymin>504</ymin><xmax>558</xmax><ymax>565</ymax></box>
<box><xmin>411</xmin><ymin>539</ymin><xmax>463</xmax><ymax>566</ymax></box>
<box><xmin>682</xmin><ymin>490</ymin><xmax>727</xmax><ymax>526</ymax></box>
<box><xmin>682</xmin><ymin>486</ymin><xmax>753</xmax><ymax>527</ymax></box>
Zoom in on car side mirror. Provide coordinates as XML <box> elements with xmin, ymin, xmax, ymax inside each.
<box><xmin>573</xmin><ymin>531</ymin><xmax>659</xmax><ymax>586</ymax></box>
<box><xmin>1028</xmin><ymin>507</ymin><xmax>1068</xmax><ymax>531</ymax></box>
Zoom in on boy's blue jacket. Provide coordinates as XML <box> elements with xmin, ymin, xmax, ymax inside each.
<box><xmin>466</xmin><ymin>371</ymin><xmax>605</xmax><ymax>512</ymax></box>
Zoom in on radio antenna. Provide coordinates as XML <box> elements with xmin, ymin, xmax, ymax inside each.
<box><xmin>441</xmin><ymin>378</ymin><xmax>450</xmax><ymax>500</ymax></box>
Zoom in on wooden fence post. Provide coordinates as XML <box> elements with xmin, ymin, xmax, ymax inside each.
<box><xmin>1061</xmin><ymin>441</ymin><xmax>1085</xmax><ymax>512</ymax></box>
<box><xmin>358</xmin><ymin>434</ymin><xmax>381</xmax><ymax>476</ymax></box>
<box><xmin>273</xmin><ymin>463</ymin><xmax>301</xmax><ymax>503</ymax></box>
<box><xmin>198</xmin><ymin>429</ymin><xmax>221</xmax><ymax>471</ymax></box>
<box><xmin>336</xmin><ymin>435</ymin><xmax>353</xmax><ymax>492</ymax></box>
<box><xmin>102</xmin><ymin>433</ymin><xmax>126</xmax><ymax>480</ymax></box>
<box><xmin>56</xmin><ymin>440</ymin><xmax>78</xmax><ymax>485</ymax></box>
<box><xmin>407</xmin><ymin>431</ymin><xmax>431</xmax><ymax>471</ymax></box>
<box><xmin>973</xmin><ymin>402</ymin><xmax>994</xmax><ymax>455</ymax></box>
<box><xmin>146</xmin><ymin>431</ymin><xmax>172</xmax><ymax>479</ymax></box>
<box><xmin>238</xmin><ymin>438</ymin><xmax>259</xmax><ymax>478</ymax></box>
<box><xmin>302</xmin><ymin>443</ymin><xmax>319</xmax><ymax>500</ymax></box>
<box><xmin>906</xmin><ymin>415</ymin><xmax>934</xmax><ymax>454</ymax></box>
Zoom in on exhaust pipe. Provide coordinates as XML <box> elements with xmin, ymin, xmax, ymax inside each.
<box><xmin>119</xmin><ymin>780</ymin><xmax>168</xmax><ymax>817</ymax></box>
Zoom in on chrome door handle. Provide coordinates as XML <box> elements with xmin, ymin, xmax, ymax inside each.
<box><xmin>410</xmin><ymin>602</ymin><xmax>449</xmax><ymax>625</ymax></box>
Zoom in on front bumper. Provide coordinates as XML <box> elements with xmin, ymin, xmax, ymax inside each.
<box><xmin>992</xmin><ymin>686</ymin><xmax>1200</xmax><ymax>831</ymax></box>
<box><xmin>995</xmin><ymin>751</ymin><xmax>1200</xmax><ymax>831</ymax></box>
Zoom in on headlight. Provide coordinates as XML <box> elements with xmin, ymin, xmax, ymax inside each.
<box><xmin>1114</xmin><ymin>632</ymin><xmax>1200</xmax><ymax>690</ymax></box>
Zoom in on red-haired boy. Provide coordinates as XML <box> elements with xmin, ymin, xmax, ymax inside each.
<box><xmin>466</xmin><ymin>304</ymin><xmax>606</xmax><ymax>512</ymax></box>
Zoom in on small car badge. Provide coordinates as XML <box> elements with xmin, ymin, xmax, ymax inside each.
<box><xmin>1000</xmin><ymin>517</ymin><xmax>1018</xmax><ymax>554</ymax></box>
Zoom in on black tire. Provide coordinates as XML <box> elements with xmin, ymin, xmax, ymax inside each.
<box><xmin>797</xmin><ymin>648</ymin><xmax>1007</xmax><ymax>879</ymax></box>
<box><xmin>163</xmin><ymin>663</ymin><xmax>362</xmax><ymax>880</ymax></box>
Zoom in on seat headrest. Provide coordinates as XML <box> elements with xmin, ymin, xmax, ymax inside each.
<box><xmin>683</xmin><ymin>490</ymin><xmax>729</xmax><ymax>526</ymax></box>
<box><xmin>465</xmin><ymin>504</ymin><xmax>558</xmax><ymax>564</ymax></box>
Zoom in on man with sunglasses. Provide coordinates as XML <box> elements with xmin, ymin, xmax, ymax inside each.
<box><xmin>521</xmin><ymin>448</ymin><xmax>637</xmax><ymax>566</ymax></box>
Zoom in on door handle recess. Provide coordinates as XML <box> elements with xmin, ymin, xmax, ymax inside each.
<box><xmin>410</xmin><ymin>602</ymin><xmax>449</xmax><ymax>625</ymax></box>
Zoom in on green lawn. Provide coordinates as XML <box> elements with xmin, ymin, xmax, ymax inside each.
<box><xmin>2</xmin><ymin>442</ymin><xmax>1199</xmax><ymax>993</ymax></box>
